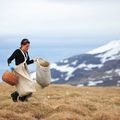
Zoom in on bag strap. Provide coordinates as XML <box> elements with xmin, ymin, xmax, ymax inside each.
<box><xmin>19</xmin><ymin>49</ymin><xmax>28</xmax><ymax>63</ymax></box>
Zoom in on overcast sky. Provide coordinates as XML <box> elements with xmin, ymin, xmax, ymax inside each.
<box><xmin>1</xmin><ymin>0</ymin><xmax>120</xmax><ymax>79</ymax></box>
<box><xmin>0</xmin><ymin>0</ymin><xmax>120</xmax><ymax>49</ymax></box>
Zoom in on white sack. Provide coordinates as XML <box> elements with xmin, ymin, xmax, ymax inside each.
<box><xmin>36</xmin><ymin>59</ymin><xmax>51</xmax><ymax>88</ymax></box>
<box><xmin>15</xmin><ymin>63</ymin><xmax>36</xmax><ymax>97</ymax></box>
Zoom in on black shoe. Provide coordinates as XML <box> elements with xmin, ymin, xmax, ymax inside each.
<box><xmin>11</xmin><ymin>91</ymin><xmax>19</xmax><ymax>102</ymax></box>
<box><xmin>19</xmin><ymin>93</ymin><xmax>32</xmax><ymax>102</ymax></box>
<box><xmin>19</xmin><ymin>96</ymin><xmax>27</xmax><ymax>102</ymax></box>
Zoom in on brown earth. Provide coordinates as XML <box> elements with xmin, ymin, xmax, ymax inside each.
<box><xmin>0</xmin><ymin>83</ymin><xmax>120</xmax><ymax>120</ymax></box>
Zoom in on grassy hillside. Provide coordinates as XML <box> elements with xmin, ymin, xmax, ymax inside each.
<box><xmin>0</xmin><ymin>83</ymin><xmax>120</xmax><ymax>120</ymax></box>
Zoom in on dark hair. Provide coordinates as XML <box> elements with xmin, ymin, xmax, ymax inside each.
<box><xmin>21</xmin><ymin>39</ymin><xmax>30</xmax><ymax>46</ymax></box>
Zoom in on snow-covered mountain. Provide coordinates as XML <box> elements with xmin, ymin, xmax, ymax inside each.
<box><xmin>50</xmin><ymin>40</ymin><xmax>120</xmax><ymax>86</ymax></box>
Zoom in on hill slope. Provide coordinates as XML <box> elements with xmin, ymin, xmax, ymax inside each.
<box><xmin>0</xmin><ymin>83</ymin><xmax>120</xmax><ymax>120</ymax></box>
<box><xmin>50</xmin><ymin>40</ymin><xmax>120</xmax><ymax>86</ymax></box>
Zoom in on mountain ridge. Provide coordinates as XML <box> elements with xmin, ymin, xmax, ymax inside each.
<box><xmin>50</xmin><ymin>40</ymin><xmax>120</xmax><ymax>86</ymax></box>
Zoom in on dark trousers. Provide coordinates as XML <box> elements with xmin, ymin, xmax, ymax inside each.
<box><xmin>11</xmin><ymin>91</ymin><xmax>32</xmax><ymax>102</ymax></box>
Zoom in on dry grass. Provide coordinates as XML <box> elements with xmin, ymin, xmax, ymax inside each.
<box><xmin>0</xmin><ymin>83</ymin><xmax>120</xmax><ymax>120</ymax></box>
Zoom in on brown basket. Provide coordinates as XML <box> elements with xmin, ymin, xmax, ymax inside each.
<box><xmin>2</xmin><ymin>71</ymin><xmax>19</xmax><ymax>86</ymax></box>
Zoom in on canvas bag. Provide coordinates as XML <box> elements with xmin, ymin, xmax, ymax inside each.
<box><xmin>14</xmin><ymin>49</ymin><xmax>36</xmax><ymax>97</ymax></box>
<box><xmin>36</xmin><ymin>58</ymin><xmax>51</xmax><ymax>88</ymax></box>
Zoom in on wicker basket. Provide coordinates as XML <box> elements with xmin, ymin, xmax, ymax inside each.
<box><xmin>2</xmin><ymin>71</ymin><xmax>19</xmax><ymax>86</ymax></box>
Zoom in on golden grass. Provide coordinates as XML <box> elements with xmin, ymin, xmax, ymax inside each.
<box><xmin>0</xmin><ymin>83</ymin><xmax>120</xmax><ymax>120</ymax></box>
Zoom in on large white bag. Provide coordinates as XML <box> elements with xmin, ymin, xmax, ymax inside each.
<box><xmin>15</xmin><ymin>62</ymin><xmax>36</xmax><ymax>97</ymax></box>
<box><xmin>36</xmin><ymin>58</ymin><xmax>51</xmax><ymax>88</ymax></box>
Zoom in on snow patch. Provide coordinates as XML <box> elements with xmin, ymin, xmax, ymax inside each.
<box><xmin>102</xmin><ymin>76</ymin><xmax>112</xmax><ymax>79</ymax></box>
<box><xmin>105</xmin><ymin>70</ymin><xmax>113</xmax><ymax>74</ymax></box>
<box><xmin>88</xmin><ymin>81</ymin><xmax>103</xmax><ymax>86</ymax></box>
<box><xmin>65</xmin><ymin>74</ymin><xmax>74</xmax><ymax>81</ymax></box>
<box><xmin>77</xmin><ymin>63</ymin><xmax>103</xmax><ymax>70</ymax></box>
<box><xmin>51</xmin><ymin>78</ymin><xmax>59</xmax><ymax>82</ymax></box>
<box><xmin>115</xmin><ymin>69</ymin><xmax>120</xmax><ymax>76</ymax></box>
<box><xmin>118</xmin><ymin>81</ymin><xmax>120</xmax><ymax>83</ymax></box>
<box><xmin>51</xmin><ymin>63</ymin><xmax>75</xmax><ymax>81</ymax></box>
<box><xmin>77</xmin><ymin>84</ymin><xmax>84</xmax><ymax>87</ymax></box>
<box><xmin>51</xmin><ymin>62</ymin><xmax>103</xmax><ymax>81</ymax></box>
<box><xmin>88</xmin><ymin>40</ymin><xmax>120</xmax><ymax>54</ymax></box>
<box><xmin>88</xmin><ymin>40</ymin><xmax>120</xmax><ymax>63</ymax></box>
<box><xmin>71</xmin><ymin>60</ymin><xmax>78</xmax><ymax>66</ymax></box>
<box><xmin>63</xmin><ymin>59</ymin><xmax>68</xmax><ymax>63</ymax></box>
